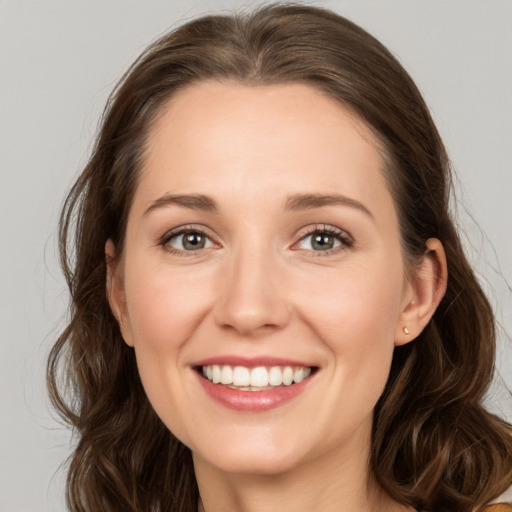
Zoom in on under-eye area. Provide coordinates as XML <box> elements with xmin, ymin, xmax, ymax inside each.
<box><xmin>197</xmin><ymin>365</ymin><xmax>318</xmax><ymax>391</ymax></box>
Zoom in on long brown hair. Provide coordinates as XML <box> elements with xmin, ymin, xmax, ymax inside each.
<box><xmin>48</xmin><ymin>4</ymin><xmax>512</xmax><ymax>511</ymax></box>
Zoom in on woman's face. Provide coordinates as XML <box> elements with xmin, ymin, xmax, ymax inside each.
<box><xmin>109</xmin><ymin>81</ymin><xmax>416</xmax><ymax>476</ymax></box>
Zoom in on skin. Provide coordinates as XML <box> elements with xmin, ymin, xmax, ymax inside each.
<box><xmin>107</xmin><ymin>81</ymin><xmax>447</xmax><ymax>512</ymax></box>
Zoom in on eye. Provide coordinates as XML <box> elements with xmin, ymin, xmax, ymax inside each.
<box><xmin>163</xmin><ymin>228</ymin><xmax>215</xmax><ymax>252</ymax></box>
<box><xmin>295</xmin><ymin>226</ymin><xmax>353</xmax><ymax>253</ymax></box>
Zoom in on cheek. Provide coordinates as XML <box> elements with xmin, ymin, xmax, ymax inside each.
<box><xmin>121</xmin><ymin>259</ymin><xmax>212</xmax><ymax>407</ymax></box>
<box><xmin>298</xmin><ymin>261</ymin><xmax>404</xmax><ymax>345</ymax></box>
<box><xmin>124</xmin><ymin>260</ymin><xmax>212</xmax><ymax>352</ymax></box>
<box><xmin>121</xmin><ymin>259</ymin><xmax>215</xmax><ymax>443</ymax></box>
<box><xmin>295</xmin><ymin>262</ymin><xmax>403</xmax><ymax>414</ymax></box>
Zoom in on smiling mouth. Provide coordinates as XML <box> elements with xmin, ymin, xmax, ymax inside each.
<box><xmin>199</xmin><ymin>364</ymin><xmax>315</xmax><ymax>391</ymax></box>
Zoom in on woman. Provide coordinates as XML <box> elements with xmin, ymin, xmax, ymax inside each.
<box><xmin>47</xmin><ymin>4</ymin><xmax>512</xmax><ymax>512</ymax></box>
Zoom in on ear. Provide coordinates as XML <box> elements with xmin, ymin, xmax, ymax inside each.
<box><xmin>105</xmin><ymin>239</ymin><xmax>134</xmax><ymax>347</ymax></box>
<box><xmin>394</xmin><ymin>238</ymin><xmax>448</xmax><ymax>346</ymax></box>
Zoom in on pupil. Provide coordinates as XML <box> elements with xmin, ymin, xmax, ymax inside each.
<box><xmin>183</xmin><ymin>232</ymin><xmax>205</xmax><ymax>250</ymax></box>
<box><xmin>312</xmin><ymin>234</ymin><xmax>333</xmax><ymax>250</ymax></box>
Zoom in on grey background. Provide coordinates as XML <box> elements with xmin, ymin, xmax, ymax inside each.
<box><xmin>1</xmin><ymin>0</ymin><xmax>511</xmax><ymax>510</ymax></box>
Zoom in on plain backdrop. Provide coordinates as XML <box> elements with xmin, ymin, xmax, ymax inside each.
<box><xmin>1</xmin><ymin>0</ymin><xmax>511</xmax><ymax>510</ymax></box>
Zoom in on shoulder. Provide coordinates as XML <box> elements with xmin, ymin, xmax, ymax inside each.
<box><xmin>483</xmin><ymin>504</ymin><xmax>512</xmax><ymax>512</ymax></box>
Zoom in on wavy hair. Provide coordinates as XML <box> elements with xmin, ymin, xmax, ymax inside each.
<box><xmin>48</xmin><ymin>4</ymin><xmax>512</xmax><ymax>511</ymax></box>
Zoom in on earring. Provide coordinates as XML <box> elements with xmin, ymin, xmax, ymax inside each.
<box><xmin>403</xmin><ymin>327</ymin><xmax>410</xmax><ymax>335</ymax></box>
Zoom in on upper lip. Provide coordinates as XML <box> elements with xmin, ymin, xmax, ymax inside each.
<box><xmin>193</xmin><ymin>356</ymin><xmax>315</xmax><ymax>368</ymax></box>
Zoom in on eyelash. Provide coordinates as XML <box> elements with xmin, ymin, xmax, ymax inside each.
<box><xmin>159</xmin><ymin>225</ymin><xmax>217</xmax><ymax>256</ymax></box>
<box><xmin>293</xmin><ymin>224</ymin><xmax>354</xmax><ymax>256</ymax></box>
<box><xmin>158</xmin><ymin>224</ymin><xmax>354</xmax><ymax>256</ymax></box>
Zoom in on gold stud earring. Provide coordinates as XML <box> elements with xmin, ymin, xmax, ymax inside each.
<box><xmin>403</xmin><ymin>327</ymin><xmax>410</xmax><ymax>335</ymax></box>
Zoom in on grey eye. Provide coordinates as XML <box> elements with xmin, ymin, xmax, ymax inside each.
<box><xmin>312</xmin><ymin>233</ymin><xmax>337</xmax><ymax>250</ymax></box>
<box><xmin>298</xmin><ymin>232</ymin><xmax>342</xmax><ymax>251</ymax></box>
<box><xmin>169</xmin><ymin>231</ymin><xmax>213</xmax><ymax>251</ymax></box>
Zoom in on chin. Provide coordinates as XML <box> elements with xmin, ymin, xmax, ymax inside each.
<box><xmin>193</xmin><ymin>435</ymin><xmax>308</xmax><ymax>476</ymax></box>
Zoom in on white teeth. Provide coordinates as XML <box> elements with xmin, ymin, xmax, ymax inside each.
<box><xmin>282</xmin><ymin>366</ymin><xmax>294</xmax><ymax>385</ymax></box>
<box><xmin>233</xmin><ymin>366</ymin><xmax>250</xmax><ymax>386</ymax></box>
<box><xmin>212</xmin><ymin>365</ymin><xmax>221</xmax><ymax>384</ymax></box>
<box><xmin>293</xmin><ymin>367</ymin><xmax>304</xmax><ymax>383</ymax></box>
<box><xmin>293</xmin><ymin>367</ymin><xmax>311</xmax><ymax>383</ymax></box>
<box><xmin>220</xmin><ymin>365</ymin><xmax>233</xmax><ymax>385</ymax></box>
<box><xmin>251</xmin><ymin>367</ymin><xmax>269</xmax><ymax>387</ymax></box>
<box><xmin>202</xmin><ymin>364</ymin><xmax>313</xmax><ymax>389</ymax></box>
<box><xmin>268</xmin><ymin>366</ymin><xmax>283</xmax><ymax>386</ymax></box>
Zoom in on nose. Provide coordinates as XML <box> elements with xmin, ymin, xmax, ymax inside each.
<box><xmin>213</xmin><ymin>246</ymin><xmax>291</xmax><ymax>337</ymax></box>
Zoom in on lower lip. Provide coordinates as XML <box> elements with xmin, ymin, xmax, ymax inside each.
<box><xmin>196</xmin><ymin>372</ymin><xmax>313</xmax><ymax>412</ymax></box>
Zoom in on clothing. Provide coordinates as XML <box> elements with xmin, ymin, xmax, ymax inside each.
<box><xmin>484</xmin><ymin>505</ymin><xmax>512</xmax><ymax>512</ymax></box>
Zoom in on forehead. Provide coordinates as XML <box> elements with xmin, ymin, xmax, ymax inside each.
<box><xmin>135</xmin><ymin>81</ymin><xmax>392</xmax><ymax>215</ymax></box>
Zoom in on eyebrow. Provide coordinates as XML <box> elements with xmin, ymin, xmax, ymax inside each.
<box><xmin>285</xmin><ymin>193</ymin><xmax>373</xmax><ymax>218</ymax></box>
<box><xmin>144</xmin><ymin>194</ymin><xmax>218</xmax><ymax>216</ymax></box>
<box><xmin>143</xmin><ymin>192</ymin><xmax>373</xmax><ymax>218</ymax></box>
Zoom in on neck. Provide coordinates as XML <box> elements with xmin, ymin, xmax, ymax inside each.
<box><xmin>194</xmin><ymin>434</ymin><xmax>411</xmax><ymax>512</ymax></box>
